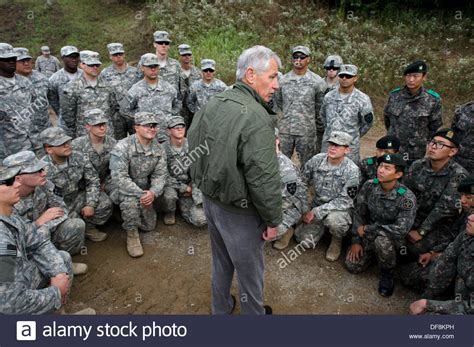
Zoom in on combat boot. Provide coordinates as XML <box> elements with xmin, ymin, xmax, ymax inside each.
<box><xmin>273</xmin><ymin>227</ymin><xmax>294</xmax><ymax>250</ymax></box>
<box><xmin>86</xmin><ymin>227</ymin><xmax>108</xmax><ymax>242</ymax></box>
<box><xmin>325</xmin><ymin>236</ymin><xmax>342</xmax><ymax>261</ymax></box>
<box><xmin>126</xmin><ymin>229</ymin><xmax>143</xmax><ymax>258</ymax></box>
<box><xmin>378</xmin><ymin>268</ymin><xmax>395</xmax><ymax>297</ymax></box>
<box><xmin>164</xmin><ymin>211</ymin><xmax>176</xmax><ymax>225</ymax></box>
<box><xmin>72</xmin><ymin>262</ymin><xmax>88</xmax><ymax>275</ymax></box>
<box><xmin>72</xmin><ymin>308</ymin><xmax>96</xmax><ymax>315</ymax></box>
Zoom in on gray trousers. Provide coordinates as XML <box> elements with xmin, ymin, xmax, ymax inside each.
<box><xmin>203</xmin><ymin>197</ymin><xmax>266</xmax><ymax>315</ymax></box>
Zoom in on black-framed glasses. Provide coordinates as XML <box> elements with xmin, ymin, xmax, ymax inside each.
<box><xmin>141</xmin><ymin>123</ymin><xmax>158</xmax><ymax>129</ymax></box>
<box><xmin>0</xmin><ymin>176</ymin><xmax>16</xmax><ymax>186</ymax></box>
<box><xmin>338</xmin><ymin>74</ymin><xmax>354</xmax><ymax>79</ymax></box>
<box><xmin>155</xmin><ymin>41</ymin><xmax>170</xmax><ymax>46</ymax></box>
<box><xmin>428</xmin><ymin>140</ymin><xmax>455</xmax><ymax>149</ymax></box>
<box><xmin>292</xmin><ymin>54</ymin><xmax>308</xmax><ymax>60</ymax></box>
<box><xmin>202</xmin><ymin>68</ymin><xmax>214</xmax><ymax>73</ymax></box>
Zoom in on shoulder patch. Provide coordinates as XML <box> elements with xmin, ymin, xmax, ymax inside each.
<box><xmin>427</xmin><ymin>89</ymin><xmax>440</xmax><ymax>99</ymax></box>
<box><xmin>372</xmin><ymin>178</ymin><xmax>380</xmax><ymax>184</ymax></box>
<box><xmin>400</xmin><ymin>196</ymin><xmax>415</xmax><ymax>210</ymax></box>
<box><xmin>397</xmin><ymin>187</ymin><xmax>407</xmax><ymax>196</ymax></box>
<box><xmin>454</xmin><ymin>173</ymin><xmax>466</xmax><ymax>184</ymax></box>
<box><xmin>347</xmin><ymin>185</ymin><xmax>359</xmax><ymax>199</ymax></box>
<box><xmin>389</xmin><ymin>87</ymin><xmax>401</xmax><ymax>94</ymax></box>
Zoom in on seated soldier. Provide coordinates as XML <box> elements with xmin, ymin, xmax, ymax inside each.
<box><xmin>110</xmin><ymin>112</ymin><xmax>168</xmax><ymax>258</ymax></box>
<box><xmin>409</xmin><ymin>213</ymin><xmax>474</xmax><ymax>315</ymax></box>
<box><xmin>160</xmin><ymin>116</ymin><xmax>206</xmax><ymax>227</ymax></box>
<box><xmin>295</xmin><ymin>131</ymin><xmax>360</xmax><ymax>261</ymax></box>
<box><xmin>345</xmin><ymin>154</ymin><xmax>416</xmax><ymax>297</ymax></box>
<box><xmin>40</xmin><ymin>127</ymin><xmax>113</xmax><ymax>242</ymax></box>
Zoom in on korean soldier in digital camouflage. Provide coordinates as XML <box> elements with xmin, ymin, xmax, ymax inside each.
<box><xmin>295</xmin><ymin>131</ymin><xmax>360</xmax><ymax>262</ymax></box>
<box><xmin>451</xmin><ymin>100</ymin><xmax>473</xmax><ymax>173</ymax></box>
<box><xmin>110</xmin><ymin>112</ymin><xmax>168</xmax><ymax>258</ymax></box>
<box><xmin>359</xmin><ymin>135</ymin><xmax>400</xmax><ymax>185</ymax></box>
<box><xmin>159</xmin><ymin>116</ymin><xmax>206</xmax><ymax>227</ymax></box>
<box><xmin>345</xmin><ymin>153</ymin><xmax>416</xmax><ymax>297</ymax></box>
<box><xmin>384</xmin><ymin>60</ymin><xmax>443</xmax><ymax>165</ymax></box>
<box><xmin>35</xmin><ymin>45</ymin><xmax>61</xmax><ymax>78</ymax></box>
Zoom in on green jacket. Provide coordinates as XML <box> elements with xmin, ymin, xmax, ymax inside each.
<box><xmin>188</xmin><ymin>81</ymin><xmax>282</xmax><ymax>227</ymax></box>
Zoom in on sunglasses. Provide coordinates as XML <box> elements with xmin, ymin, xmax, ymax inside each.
<box><xmin>86</xmin><ymin>64</ymin><xmax>101</xmax><ymax>68</ymax></box>
<box><xmin>202</xmin><ymin>68</ymin><xmax>214</xmax><ymax>73</ymax></box>
<box><xmin>145</xmin><ymin>65</ymin><xmax>159</xmax><ymax>69</ymax></box>
<box><xmin>155</xmin><ymin>41</ymin><xmax>170</xmax><ymax>46</ymax></box>
<box><xmin>0</xmin><ymin>176</ymin><xmax>16</xmax><ymax>186</ymax></box>
<box><xmin>141</xmin><ymin>123</ymin><xmax>158</xmax><ymax>129</ymax></box>
<box><xmin>181</xmin><ymin>54</ymin><xmax>192</xmax><ymax>57</ymax></box>
<box><xmin>292</xmin><ymin>54</ymin><xmax>308</xmax><ymax>60</ymax></box>
<box><xmin>325</xmin><ymin>67</ymin><xmax>339</xmax><ymax>71</ymax></box>
<box><xmin>338</xmin><ymin>74</ymin><xmax>354</xmax><ymax>79</ymax></box>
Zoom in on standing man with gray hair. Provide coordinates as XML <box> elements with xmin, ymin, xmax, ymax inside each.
<box><xmin>35</xmin><ymin>46</ymin><xmax>61</xmax><ymax>78</ymax></box>
<box><xmin>189</xmin><ymin>45</ymin><xmax>282</xmax><ymax>315</ymax></box>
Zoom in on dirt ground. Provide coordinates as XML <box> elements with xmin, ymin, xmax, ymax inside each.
<box><xmin>65</xmin><ymin>125</ymin><xmax>420</xmax><ymax>315</ymax></box>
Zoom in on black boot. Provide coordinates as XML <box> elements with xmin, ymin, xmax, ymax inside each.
<box><xmin>378</xmin><ymin>268</ymin><xmax>395</xmax><ymax>297</ymax></box>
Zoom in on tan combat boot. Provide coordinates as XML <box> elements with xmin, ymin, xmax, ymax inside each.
<box><xmin>72</xmin><ymin>262</ymin><xmax>88</xmax><ymax>275</ymax></box>
<box><xmin>326</xmin><ymin>236</ymin><xmax>342</xmax><ymax>261</ymax></box>
<box><xmin>72</xmin><ymin>308</ymin><xmax>96</xmax><ymax>315</ymax></box>
<box><xmin>126</xmin><ymin>229</ymin><xmax>143</xmax><ymax>258</ymax></box>
<box><xmin>85</xmin><ymin>227</ymin><xmax>108</xmax><ymax>242</ymax></box>
<box><xmin>164</xmin><ymin>211</ymin><xmax>176</xmax><ymax>225</ymax></box>
<box><xmin>273</xmin><ymin>228</ymin><xmax>294</xmax><ymax>250</ymax></box>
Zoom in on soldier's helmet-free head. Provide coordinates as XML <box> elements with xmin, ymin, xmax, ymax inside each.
<box><xmin>134</xmin><ymin>112</ymin><xmax>159</xmax><ymax>125</ymax></box>
<box><xmin>201</xmin><ymin>59</ymin><xmax>216</xmax><ymax>71</ymax></box>
<box><xmin>41</xmin><ymin>45</ymin><xmax>50</xmax><ymax>54</ymax></box>
<box><xmin>338</xmin><ymin>64</ymin><xmax>358</xmax><ymax>77</ymax></box>
<box><xmin>85</xmin><ymin>108</ymin><xmax>108</xmax><ymax>126</ymax></box>
<box><xmin>167</xmin><ymin>116</ymin><xmax>186</xmax><ymax>129</ymax></box>
<box><xmin>13</xmin><ymin>47</ymin><xmax>31</xmax><ymax>61</ymax></box>
<box><xmin>60</xmin><ymin>45</ymin><xmax>79</xmax><ymax>57</ymax></box>
<box><xmin>327</xmin><ymin>131</ymin><xmax>352</xmax><ymax>147</ymax></box>
<box><xmin>431</xmin><ymin>128</ymin><xmax>460</xmax><ymax>148</ymax></box>
<box><xmin>376</xmin><ymin>135</ymin><xmax>400</xmax><ymax>151</ymax></box>
<box><xmin>153</xmin><ymin>31</ymin><xmax>171</xmax><ymax>43</ymax></box>
<box><xmin>178</xmin><ymin>44</ymin><xmax>192</xmax><ymax>56</ymax></box>
<box><xmin>3</xmin><ymin>151</ymin><xmax>47</xmax><ymax>174</ymax></box>
<box><xmin>139</xmin><ymin>53</ymin><xmax>159</xmax><ymax>67</ymax></box>
<box><xmin>40</xmin><ymin>127</ymin><xmax>72</xmax><ymax>147</ymax></box>
<box><xmin>80</xmin><ymin>50</ymin><xmax>101</xmax><ymax>65</ymax></box>
<box><xmin>404</xmin><ymin>60</ymin><xmax>427</xmax><ymax>75</ymax></box>
<box><xmin>292</xmin><ymin>45</ymin><xmax>311</xmax><ymax>56</ymax></box>
<box><xmin>107</xmin><ymin>43</ymin><xmax>125</xmax><ymax>55</ymax></box>
<box><xmin>377</xmin><ymin>153</ymin><xmax>407</xmax><ymax>170</ymax></box>
<box><xmin>0</xmin><ymin>43</ymin><xmax>19</xmax><ymax>59</ymax></box>
<box><xmin>324</xmin><ymin>55</ymin><xmax>343</xmax><ymax>69</ymax></box>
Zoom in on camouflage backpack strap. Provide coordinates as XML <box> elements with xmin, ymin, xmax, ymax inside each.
<box><xmin>427</xmin><ymin>89</ymin><xmax>441</xmax><ymax>99</ymax></box>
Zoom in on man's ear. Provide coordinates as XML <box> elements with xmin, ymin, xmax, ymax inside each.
<box><xmin>244</xmin><ymin>67</ymin><xmax>256</xmax><ymax>85</ymax></box>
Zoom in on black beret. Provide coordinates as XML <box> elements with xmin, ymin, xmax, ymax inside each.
<box><xmin>404</xmin><ymin>60</ymin><xmax>428</xmax><ymax>75</ymax></box>
<box><xmin>458</xmin><ymin>175</ymin><xmax>474</xmax><ymax>194</ymax></box>
<box><xmin>376</xmin><ymin>135</ymin><xmax>400</xmax><ymax>150</ymax></box>
<box><xmin>432</xmin><ymin>128</ymin><xmax>459</xmax><ymax>147</ymax></box>
<box><xmin>377</xmin><ymin>153</ymin><xmax>407</xmax><ymax>168</ymax></box>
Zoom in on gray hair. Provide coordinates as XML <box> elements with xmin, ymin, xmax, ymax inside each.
<box><xmin>235</xmin><ymin>45</ymin><xmax>281</xmax><ymax>81</ymax></box>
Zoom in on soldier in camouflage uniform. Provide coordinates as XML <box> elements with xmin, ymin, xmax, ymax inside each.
<box><xmin>40</xmin><ymin>127</ymin><xmax>113</xmax><ymax>241</ymax></box>
<box><xmin>187</xmin><ymin>59</ymin><xmax>227</xmax><ymax>116</ymax></box>
<box><xmin>321</xmin><ymin>64</ymin><xmax>374</xmax><ymax>164</ymax></box>
<box><xmin>345</xmin><ymin>153</ymin><xmax>416</xmax><ymax>297</ymax></box>
<box><xmin>160</xmin><ymin>116</ymin><xmax>206</xmax><ymax>227</ymax></box>
<box><xmin>120</xmin><ymin>53</ymin><xmax>180</xmax><ymax>143</ymax></box>
<box><xmin>403</xmin><ymin>129</ymin><xmax>468</xmax><ymax>257</ymax></box>
<box><xmin>451</xmin><ymin>100</ymin><xmax>473</xmax><ymax>173</ymax></box>
<box><xmin>295</xmin><ymin>131</ymin><xmax>360</xmax><ymax>261</ymax></box>
<box><xmin>410</xmin><ymin>212</ymin><xmax>474</xmax><ymax>315</ymax></box>
<box><xmin>0</xmin><ymin>165</ymin><xmax>72</xmax><ymax>314</ymax></box>
<box><xmin>48</xmin><ymin>46</ymin><xmax>83</xmax><ymax>116</ymax></box>
<box><xmin>322</xmin><ymin>55</ymin><xmax>343</xmax><ymax>95</ymax></box>
<box><xmin>35</xmin><ymin>45</ymin><xmax>61</xmax><ymax>78</ymax></box>
<box><xmin>0</xmin><ymin>43</ymin><xmax>48</xmax><ymax>160</ymax></box>
<box><xmin>100</xmin><ymin>43</ymin><xmax>141</xmax><ymax>139</ymax></box>
<box><xmin>274</xmin><ymin>46</ymin><xmax>326</xmax><ymax>165</ymax></box>
<box><xmin>153</xmin><ymin>31</ymin><xmax>183</xmax><ymax>100</ymax></box>
<box><xmin>359</xmin><ymin>135</ymin><xmax>400</xmax><ymax>186</ymax></box>
<box><xmin>59</xmin><ymin>50</ymin><xmax>119</xmax><ymax>139</ymax></box>
<box><xmin>110</xmin><ymin>112</ymin><xmax>168</xmax><ymax>258</ymax></box>
<box><xmin>72</xmin><ymin>108</ymin><xmax>117</xmax><ymax>241</ymax></box>
<box><xmin>384</xmin><ymin>60</ymin><xmax>443</xmax><ymax>165</ymax></box>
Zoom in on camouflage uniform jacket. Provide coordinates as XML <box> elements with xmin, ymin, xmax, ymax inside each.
<box><xmin>403</xmin><ymin>158</ymin><xmax>468</xmax><ymax>235</ymax></box>
<box><xmin>48</xmin><ymin>68</ymin><xmax>83</xmax><ymax>115</ymax></box>
<box><xmin>323</xmin><ymin>77</ymin><xmax>339</xmax><ymax>95</ymax></box>
<box><xmin>451</xmin><ymin>101</ymin><xmax>473</xmax><ymax>173</ymax></box>
<box><xmin>100</xmin><ymin>64</ymin><xmax>142</xmax><ymax>105</ymax></box>
<box><xmin>0</xmin><ymin>214</ymin><xmax>66</xmax><ymax>314</ymax></box>
<box><xmin>384</xmin><ymin>86</ymin><xmax>443</xmax><ymax>161</ymax></box>
<box><xmin>275</xmin><ymin>69</ymin><xmax>325</xmax><ymax>136</ymax></box>
<box><xmin>358</xmin><ymin>156</ymin><xmax>378</xmax><ymax>186</ymax></box>
<box><xmin>186</xmin><ymin>79</ymin><xmax>227</xmax><ymax>114</ymax></box>
<box><xmin>302</xmin><ymin>153</ymin><xmax>360</xmax><ymax>220</ymax></box>
<box><xmin>159</xmin><ymin>57</ymin><xmax>183</xmax><ymax>99</ymax></box>
<box><xmin>278</xmin><ymin>152</ymin><xmax>307</xmax><ymax>214</ymax></box>
<box><xmin>180</xmin><ymin>66</ymin><xmax>201</xmax><ymax>94</ymax></box>
<box><xmin>42</xmin><ymin>151</ymin><xmax>101</xmax><ymax>209</ymax></box>
<box><xmin>351</xmin><ymin>179</ymin><xmax>416</xmax><ymax>245</ymax></box>
<box><xmin>35</xmin><ymin>55</ymin><xmax>61</xmax><ymax>78</ymax></box>
<box><xmin>28</xmin><ymin>70</ymin><xmax>50</xmax><ymax>98</ymax></box>
<box><xmin>110</xmin><ymin>134</ymin><xmax>168</xmax><ymax>198</ymax></box>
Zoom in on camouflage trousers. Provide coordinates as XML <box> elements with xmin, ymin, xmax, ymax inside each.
<box><xmin>407</xmin><ymin>224</ymin><xmax>456</xmax><ymax>256</ymax></box>
<box><xmin>112</xmin><ymin>111</ymin><xmax>133</xmax><ymax>140</ymax></box>
<box><xmin>49</xmin><ymin>218</ymin><xmax>86</xmax><ymax>256</ymax></box>
<box><xmin>344</xmin><ymin>230</ymin><xmax>399</xmax><ymax>274</ymax></box>
<box><xmin>275</xmin><ymin>206</ymin><xmax>302</xmax><ymax>239</ymax></box>
<box><xmin>279</xmin><ymin>134</ymin><xmax>316</xmax><ymax>166</ymax></box>
<box><xmin>68</xmin><ymin>191</ymin><xmax>113</xmax><ymax>230</ymax></box>
<box><xmin>119</xmin><ymin>194</ymin><xmax>157</xmax><ymax>232</ymax></box>
<box><xmin>399</xmin><ymin>260</ymin><xmax>433</xmax><ymax>291</ymax></box>
<box><xmin>315</xmin><ymin>129</ymin><xmax>324</xmax><ymax>156</ymax></box>
<box><xmin>295</xmin><ymin>210</ymin><xmax>351</xmax><ymax>248</ymax></box>
<box><xmin>160</xmin><ymin>187</ymin><xmax>207</xmax><ymax>227</ymax></box>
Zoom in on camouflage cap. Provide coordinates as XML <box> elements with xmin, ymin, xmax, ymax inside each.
<box><xmin>0</xmin><ymin>43</ymin><xmax>18</xmax><ymax>59</ymax></box>
<box><xmin>107</xmin><ymin>43</ymin><xmax>125</xmax><ymax>55</ymax></box>
<box><xmin>178</xmin><ymin>44</ymin><xmax>192</xmax><ymax>56</ymax></box>
<box><xmin>135</xmin><ymin>112</ymin><xmax>159</xmax><ymax>125</ymax></box>
<box><xmin>80</xmin><ymin>50</ymin><xmax>101</xmax><ymax>65</ymax></box>
<box><xmin>153</xmin><ymin>31</ymin><xmax>171</xmax><ymax>43</ymax></box>
<box><xmin>13</xmin><ymin>47</ymin><xmax>32</xmax><ymax>61</ymax></box>
<box><xmin>292</xmin><ymin>45</ymin><xmax>311</xmax><ymax>56</ymax></box>
<box><xmin>139</xmin><ymin>53</ymin><xmax>159</xmax><ymax>67</ymax></box>
<box><xmin>40</xmin><ymin>127</ymin><xmax>72</xmax><ymax>146</ymax></box>
<box><xmin>3</xmin><ymin>150</ymin><xmax>47</xmax><ymax>174</ymax></box>
<box><xmin>404</xmin><ymin>60</ymin><xmax>427</xmax><ymax>75</ymax></box>
<box><xmin>41</xmin><ymin>45</ymin><xmax>50</xmax><ymax>53</ymax></box>
<box><xmin>323</xmin><ymin>55</ymin><xmax>343</xmax><ymax>69</ymax></box>
<box><xmin>432</xmin><ymin>128</ymin><xmax>459</xmax><ymax>147</ymax></box>
<box><xmin>201</xmin><ymin>59</ymin><xmax>216</xmax><ymax>71</ymax></box>
<box><xmin>377</xmin><ymin>153</ymin><xmax>407</xmax><ymax>168</ymax></box>
<box><xmin>85</xmin><ymin>108</ymin><xmax>108</xmax><ymax>125</ymax></box>
<box><xmin>376</xmin><ymin>135</ymin><xmax>400</xmax><ymax>151</ymax></box>
<box><xmin>458</xmin><ymin>175</ymin><xmax>474</xmax><ymax>194</ymax></box>
<box><xmin>167</xmin><ymin>116</ymin><xmax>186</xmax><ymax>128</ymax></box>
<box><xmin>60</xmin><ymin>45</ymin><xmax>79</xmax><ymax>57</ymax></box>
<box><xmin>0</xmin><ymin>165</ymin><xmax>20</xmax><ymax>182</ymax></box>
<box><xmin>338</xmin><ymin>64</ymin><xmax>358</xmax><ymax>76</ymax></box>
<box><xmin>327</xmin><ymin>131</ymin><xmax>352</xmax><ymax>146</ymax></box>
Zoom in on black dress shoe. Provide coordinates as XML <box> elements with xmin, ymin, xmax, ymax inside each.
<box><xmin>230</xmin><ymin>295</ymin><xmax>236</xmax><ymax>314</ymax></box>
<box><xmin>264</xmin><ymin>305</ymin><xmax>273</xmax><ymax>315</ymax></box>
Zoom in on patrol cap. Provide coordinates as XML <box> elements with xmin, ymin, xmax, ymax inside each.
<box><xmin>0</xmin><ymin>165</ymin><xmax>20</xmax><ymax>183</ymax></box>
<box><xmin>80</xmin><ymin>50</ymin><xmax>101</xmax><ymax>65</ymax></box>
<box><xmin>134</xmin><ymin>112</ymin><xmax>158</xmax><ymax>125</ymax></box>
<box><xmin>167</xmin><ymin>116</ymin><xmax>186</xmax><ymax>128</ymax></box>
<box><xmin>153</xmin><ymin>31</ymin><xmax>171</xmax><ymax>43</ymax></box>
<box><xmin>41</xmin><ymin>45</ymin><xmax>50</xmax><ymax>53</ymax></box>
<box><xmin>40</xmin><ymin>127</ymin><xmax>72</xmax><ymax>146</ymax></box>
<box><xmin>107</xmin><ymin>43</ymin><xmax>125</xmax><ymax>55</ymax></box>
<box><xmin>13</xmin><ymin>47</ymin><xmax>32</xmax><ymax>61</ymax></box>
<box><xmin>323</xmin><ymin>55</ymin><xmax>343</xmax><ymax>69</ymax></box>
<box><xmin>0</xmin><ymin>43</ymin><xmax>18</xmax><ymax>59</ymax></box>
<box><xmin>376</xmin><ymin>135</ymin><xmax>400</xmax><ymax>151</ymax></box>
<box><xmin>377</xmin><ymin>153</ymin><xmax>407</xmax><ymax>168</ymax></box>
<box><xmin>60</xmin><ymin>45</ymin><xmax>79</xmax><ymax>57</ymax></box>
<box><xmin>327</xmin><ymin>131</ymin><xmax>352</xmax><ymax>146</ymax></box>
<box><xmin>292</xmin><ymin>45</ymin><xmax>310</xmax><ymax>56</ymax></box>
<box><xmin>404</xmin><ymin>60</ymin><xmax>427</xmax><ymax>75</ymax></box>
<box><xmin>201</xmin><ymin>59</ymin><xmax>216</xmax><ymax>71</ymax></box>
<box><xmin>3</xmin><ymin>151</ymin><xmax>47</xmax><ymax>174</ymax></box>
<box><xmin>338</xmin><ymin>64</ymin><xmax>358</xmax><ymax>76</ymax></box>
<box><xmin>432</xmin><ymin>128</ymin><xmax>459</xmax><ymax>147</ymax></box>
<box><xmin>139</xmin><ymin>53</ymin><xmax>159</xmax><ymax>67</ymax></box>
<box><xmin>458</xmin><ymin>175</ymin><xmax>474</xmax><ymax>194</ymax></box>
<box><xmin>85</xmin><ymin>108</ymin><xmax>108</xmax><ymax>125</ymax></box>
<box><xmin>178</xmin><ymin>44</ymin><xmax>192</xmax><ymax>56</ymax></box>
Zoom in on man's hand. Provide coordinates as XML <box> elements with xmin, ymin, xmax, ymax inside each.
<box><xmin>140</xmin><ymin>190</ymin><xmax>155</xmax><ymax>207</ymax></box>
<box><xmin>302</xmin><ymin>211</ymin><xmax>315</xmax><ymax>224</ymax></box>
<box><xmin>357</xmin><ymin>225</ymin><xmax>366</xmax><ymax>238</ymax></box>
<box><xmin>346</xmin><ymin>243</ymin><xmax>364</xmax><ymax>262</ymax></box>
<box><xmin>262</xmin><ymin>226</ymin><xmax>278</xmax><ymax>241</ymax></box>
<box><xmin>418</xmin><ymin>253</ymin><xmax>432</xmax><ymax>267</ymax></box>
<box><xmin>35</xmin><ymin>207</ymin><xmax>64</xmax><ymax>227</ymax></box>
<box><xmin>407</xmin><ymin>229</ymin><xmax>423</xmax><ymax>244</ymax></box>
<box><xmin>409</xmin><ymin>299</ymin><xmax>428</xmax><ymax>315</ymax></box>
<box><xmin>183</xmin><ymin>185</ymin><xmax>192</xmax><ymax>197</ymax></box>
<box><xmin>50</xmin><ymin>273</ymin><xmax>70</xmax><ymax>303</ymax></box>
<box><xmin>81</xmin><ymin>206</ymin><xmax>95</xmax><ymax>218</ymax></box>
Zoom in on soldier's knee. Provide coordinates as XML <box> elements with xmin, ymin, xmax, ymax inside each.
<box><xmin>344</xmin><ymin>260</ymin><xmax>364</xmax><ymax>274</ymax></box>
<box><xmin>58</xmin><ymin>250</ymin><xmax>73</xmax><ymax>274</ymax></box>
